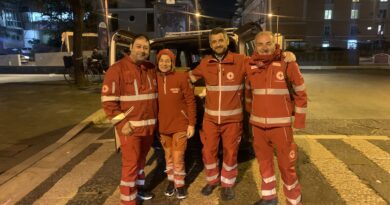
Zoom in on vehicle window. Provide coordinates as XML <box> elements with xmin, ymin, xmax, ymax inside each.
<box><xmin>179</xmin><ymin>51</ymin><xmax>187</xmax><ymax>67</ymax></box>
<box><xmin>245</xmin><ymin>40</ymin><xmax>255</xmax><ymax>56</ymax></box>
<box><xmin>149</xmin><ymin>50</ymin><xmax>157</xmax><ymax>65</ymax></box>
<box><xmin>115</xmin><ymin>43</ymin><xmax>130</xmax><ymax>62</ymax></box>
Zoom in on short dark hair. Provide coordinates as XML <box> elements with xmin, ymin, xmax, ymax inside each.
<box><xmin>209</xmin><ymin>27</ymin><xmax>228</xmax><ymax>40</ymax></box>
<box><xmin>131</xmin><ymin>34</ymin><xmax>150</xmax><ymax>47</ymax></box>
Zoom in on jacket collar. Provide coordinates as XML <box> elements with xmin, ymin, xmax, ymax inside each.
<box><xmin>207</xmin><ymin>51</ymin><xmax>234</xmax><ymax>64</ymax></box>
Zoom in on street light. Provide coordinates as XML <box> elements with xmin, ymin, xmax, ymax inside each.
<box><xmin>267</xmin><ymin>13</ymin><xmax>279</xmax><ymax>34</ymax></box>
<box><xmin>267</xmin><ymin>13</ymin><xmax>281</xmax><ymax>45</ymax></box>
<box><xmin>195</xmin><ymin>12</ymin><xmax>201</xmax><ymax>18</ymax></box>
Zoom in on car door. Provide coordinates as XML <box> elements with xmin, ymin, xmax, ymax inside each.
<box><xmin>234</xmin><ymin>22</ymin><xmax>262</xmax><ymax>56</ymax></box>
<box><xmin>109</xmin><ymin>30</ymin><xmax>137</xmax><ymax>66</ymax></box>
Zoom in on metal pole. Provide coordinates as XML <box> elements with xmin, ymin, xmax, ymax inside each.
<box><xmin>104</xmin><ymin>0</ymin><xmax>110</xmax><ymax>47</ymax></box>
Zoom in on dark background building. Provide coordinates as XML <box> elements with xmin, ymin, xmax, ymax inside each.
<box><xmin>234</xmin><ymin>0</ymin><xmax>390</xmax><ymax>56</ymax></box>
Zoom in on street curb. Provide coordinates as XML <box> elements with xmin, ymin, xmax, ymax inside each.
<box><xmin>0</xmin><ymin>109</ymin><xmax>108</xmax><ymax>186</ymax></box>
<box><xmin>300</xmin><ymin>65</ymin><xmax>390</xmax><ymax>70</ymax></box>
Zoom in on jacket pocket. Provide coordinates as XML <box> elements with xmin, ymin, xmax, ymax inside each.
<box><xmin>124</xmin><ymin>78</ymin><xmax>137</xmax><ymax>95</ymax></box>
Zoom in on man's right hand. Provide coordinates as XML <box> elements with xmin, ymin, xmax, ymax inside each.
<box><xmin>121</xmin><ymin>121</ymin><xmax>134</xmax><ymax>136</ymax></box>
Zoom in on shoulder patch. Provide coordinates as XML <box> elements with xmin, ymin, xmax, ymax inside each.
<box><xmin>102</xmin><ymin>85</ymin><xmax>109</xmax><ymax>93</ymax></box>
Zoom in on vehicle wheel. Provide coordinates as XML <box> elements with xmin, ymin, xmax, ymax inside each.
<box><xmin>84</xmin><ymin>68</ymin><xmax>101</xmax><ymax>83</ymax></box>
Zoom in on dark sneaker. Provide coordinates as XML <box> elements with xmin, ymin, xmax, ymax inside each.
<box><xmin>176</xmin><ymin>187</ymin><xmax>188</xmax><ymax>199</ymax></box>
<box><xmin>201</xmin><ymin>183</ymin><xmax>218</xmax><ymax>196</ymax></box>
<box><xmin>253</xmin><ymin>198</ymin><xmax>278</xmax><ymax>205</ymax></box>
<box><xmin>220</xmin><ymin>187</ymin><xmax>235</xmax><ymax>201</ymax></box>
<box><xmin>164</xmin><ymin>181</ymin><xmax>175</xmax><ymax>197</ymax></box>
<box><xmin>137</xmin><ymin>189</ymin><xmax>154</xmax><ymax>200</ymax></box>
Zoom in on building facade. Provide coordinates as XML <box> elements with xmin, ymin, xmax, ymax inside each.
<box><xmin>0</xmin><ymin>1</ymin><xmax>24</xmax><ymax>50</ymax></box>
<box><xmin>235</xmin><ymin>0</ymin><xmax>390</xmax><ymax>53</ymax></box>
<box><xmin>109</xmin><ymin>0</ymin><xmax>196</xmax><ymax>38</ymax></box>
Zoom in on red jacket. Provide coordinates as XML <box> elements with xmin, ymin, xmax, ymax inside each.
<box><xmin>101</xmin><ymin>56</ymin><xmax>158</xmax><ymax>136</ymax></box>
<box><xmin>245</xmin><ymin>58</ymin><xmax>307</xmax><ymax>129</ymax></box>
<box><xmin>157</xmin><ymin>70</ymin><xmax>196</xmax><ymax>134</ymax></box>
<box><xmin>189</xmin><ymin>51</ymin><xmax>246</xmax><ymax>124</ymax></box>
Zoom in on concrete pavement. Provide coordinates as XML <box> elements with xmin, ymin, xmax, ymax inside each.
<box><xmin>0</xmin><ymin>80</ymin><xmax>104</xmax><ymax>175</ymax></box>
<box><xmin>0</xmin><ymin>69</ymin><xmax>390</xmax><ymax>204</ymax></box>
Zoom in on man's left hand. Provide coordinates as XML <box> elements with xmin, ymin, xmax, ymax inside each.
<box><xmin>186</xmin><ymin>125</ymin><xmax>195</xmax><ymax>138</ymax></box>
<box><xmin>283</xmin><ymin>51</ymin><xmax>296</xmax><ymax>62</ymax></box>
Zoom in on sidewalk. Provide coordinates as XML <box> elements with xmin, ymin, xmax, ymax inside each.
<box><xmin>0</xmin><ymin>81</ymin><xmax>104</xmax><ymax>174</ymax></box>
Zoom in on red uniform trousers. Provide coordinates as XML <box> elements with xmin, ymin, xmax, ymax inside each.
<box><xmin>252</xmin><ymin>126</ymin><xmax>302</xmax><ymax>205</ymax></box>
<box><xmin>160</xmin><ymin>131</ymin><xmax>187</xmax><ymax>188</ymax></box>
<box><xmin>118</xmin><ymin>131</ymin><xmax>154</xmax><ymax>205</ymax></box>
<box><xmin>201</xmin><ymin>120</ymin><xmax>242</xmax><ymax>187</ymax></box>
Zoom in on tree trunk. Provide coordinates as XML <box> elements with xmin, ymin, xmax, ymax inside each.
<box><xmin>69</xmin><ymin>0</ymin><xmax>86</xmax><ymax>86</ymax></box>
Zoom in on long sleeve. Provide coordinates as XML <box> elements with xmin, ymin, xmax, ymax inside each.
<box><xmin>188</xmin><ymin>61</ymin><xmax>204</xmax><ymax>83</ymax></box>
<box><xmin>181</xmin><ymin>75</ymin><xmax>196</xmax><ymax>126</ymax></box>
<box><xmin>288</xmin><ymin>62</ymin><xmax>307</xmax><ymax>129</ymax></box>
<box><xmin>101</xmin><ymin>65</ymin><xmax>123</xmax><ymax>124</ymax></box>
<box><xmin>244</xmin><ymin>76</ymin><xmax>252</xmax><ymax>113</ymax></box>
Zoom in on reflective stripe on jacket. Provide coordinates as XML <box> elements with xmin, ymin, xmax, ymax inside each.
<box><xmin>101</xmin><ymin>55</ymin><xmax>158</xmax><ymax>136</ymax></box>
<box><xmin>189</xmin><ymin>51</ymin><xmax>246</xmax><ymax>124</ymax></box>
<box><xmin>245</xmin><ymin>60</ymin><xmax>307</xmax><ymax>128</ymax></box>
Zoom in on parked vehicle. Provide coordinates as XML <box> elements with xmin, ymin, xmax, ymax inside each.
<box><xmin>0</xmin><ymin>48</ymin><xmax>30</xmax><ymax>64</ymax></box>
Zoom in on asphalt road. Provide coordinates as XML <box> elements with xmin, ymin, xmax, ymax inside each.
<box><xmin>0</xmin><ymin>69</ymin><xmax>389</xmax><ymax>205</ymax></box>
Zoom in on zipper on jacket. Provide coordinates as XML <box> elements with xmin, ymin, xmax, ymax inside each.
<box><xmin>147</xmin><ymin>75</ymin><xmax>152</xmax><ymax>90</ymax></box>
<box><xmin>218</xmin><ymin>63</ymin><xmax>222</xmax><ymax>124</ymax></box>
<box><xmin>283</xmin><ymin>96</ymin><xmax>291</xmax><ymax>115</ymax></box>
<box><xmin>181</xmin><ymin>110</ymin><xmax>189</xmax><ymax>120</ymax></box>
<box><xmin>163</xmin><ymin>76</ymin><xmax>167</xmax><ymax>94</ymax></box>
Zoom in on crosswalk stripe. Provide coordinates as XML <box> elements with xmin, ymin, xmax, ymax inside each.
<box><xmin>0</xmin><ymin>132</ymin><xmax>103</xmax><ymax>204</ymax></box>
<box><xmin>296</xmin><ymin>138</ymin><xmax>388</xmax><ymax>204</ymax></box>
<box><xmin>343</xmin><ymin>139</ymin><xmax>390</xmax><ymax>173</ymax></box>
<box><xmin>295</xmin><ymin>135</ymin><xmax>389</xmax><ymax>140</ymax></box>
<box><xmin>33</xmin><ymin>142</ymin><xmax>113</xmax><ymax>205</ymax></box>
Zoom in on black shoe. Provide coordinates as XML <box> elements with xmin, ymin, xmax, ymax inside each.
<box><xmin>137</xmin><ymin>189</ymin><xmax>154</xmax><ymax>200</ymax></box>
<box><xmin>253</xmin><ymin>198</ymin><xmax>278</xmax><ymax>205</ymax></box>
<box><xmin>220</xmin><ymin>187</ymin><xmax>235</xmax><ymax>201</ymax></box>
<box><xmin>164</xmin><ymin>181</ymin><xmax>175</xmax><ymax>197</ymax></box>
<box><xmin>201</xmin><ymin>183</ymin><xmax>218</xmax><ymax>196</ymax></box>
<box><xmin>176</xmin><ymin>186</ymin><xmax>188</xmax><ymax>199</ymax></box>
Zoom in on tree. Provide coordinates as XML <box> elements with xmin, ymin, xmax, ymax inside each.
<box><xmin>36</xmin><ymin>0</ymin><xmax>98</xmax><ymax>86</ymax></box>
<box><xmin>68</xmin><ymin>0</ymin><xmax>86</xmax><ymax>86</ymax></box>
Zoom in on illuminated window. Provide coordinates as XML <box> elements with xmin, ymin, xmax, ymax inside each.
<box><xmin>322</xmin><ymin>41</ymin><xmax>330</xmax><ymax>47</ymax></box>
<box><xmin>324</xmin><ymin>10</ymin><xmax>332</xmax><ymax>19</ymax></box>
<box><xmin>351</xmin><ymin>9</ymin><xmax>359</xmax><ymax>19</ymax></box>
<box><xmin>347</xmin><ymin>40</ymin><xmax>357</xmax><ymax>49</ymax></box>
<box><xmin>377</xmin><ymin>24</ymin><xmax>384</xmax><ymax>35</ymax></box>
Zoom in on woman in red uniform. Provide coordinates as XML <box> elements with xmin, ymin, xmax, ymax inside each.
<box><xmin>156</xmin><ymin>49</ymin><xmax>196</xmax><ymax>199</ymax></box>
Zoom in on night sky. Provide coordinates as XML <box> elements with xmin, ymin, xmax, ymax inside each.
<box><xmin>200</xmin><ymin>0</ymin><xmax>236</xmax><ymax>19</ymax></box>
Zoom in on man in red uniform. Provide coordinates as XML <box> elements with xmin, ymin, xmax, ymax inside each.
<box><xmin>245</xmin><ymin>31</ymin><xmax>307</xmax><ymax>205</ymax></box>
<box><xmin>101</xmin><ymin>34</ymin><xmax>158</xmax><ymax>205</ymax></box>
<box><xmin>189</xmin><ymin>27</ymin><xmax>246</xmax><ymax>200</ymax></box>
